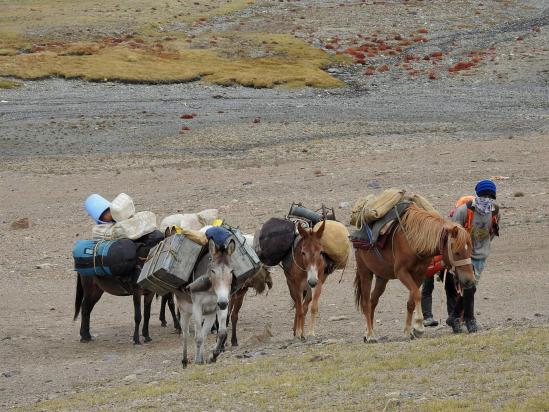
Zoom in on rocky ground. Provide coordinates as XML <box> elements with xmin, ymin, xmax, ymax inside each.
<box><xmin>0</xmin><ymin>0</ymin><xmax>548</xmax><ymax>410</ymax></box>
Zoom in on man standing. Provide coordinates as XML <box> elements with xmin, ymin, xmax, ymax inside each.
<box><xmin>446</xmin><ymin>179</ymin><xmax>500</xmax><ymax>333</ymax></box>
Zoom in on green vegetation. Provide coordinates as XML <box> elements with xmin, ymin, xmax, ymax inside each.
<box><xmin>23</xmin><ymin>327</ymin><xmax>549</xmax><ymax>411</ymax></box>
<box><xmin>0</xmin><ymin>78</ymin><xmax>22</xmax><ymax>88</ymax></box>
<box><xmin>0</xmin><ymin>0</ymin><xmax>344</xmax><ymax>88</ymax></box>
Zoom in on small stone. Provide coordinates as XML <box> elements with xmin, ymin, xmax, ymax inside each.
<box><xmin>339</xmin><ymin>201</ymin><xmax>350</xmax><ymax>209</ymax></box>
<box><xmin>367</xmin><ymin>180</ymin><xmax>381</xmax><ymax>189</ymax></box>
<box><xmin>11</xmin><ymin>218</ymin><xmax>30</xmax><ymax>230</ymax></box>
<box><xmin>123</xmin><ymin>374</ymin><xmax>137</xmax><ymax>382</ymax></box>
<box><xmin>534</xmin><ymin>313</ymin><xmax>542</xmax><ymax>317</ymax></box>
<box><xmin>328</xmin><ymin>315</ymin><xmax>348</xmax><ymax>322</ymax></box>
<box><xmin>308</xmin><ymin>354</ymin><xmax>333</xmax><ymax>362</ymax></box>
<box><xmin>514</xmin><ymin>192</ymin><xmax>524</xmax><ymax>197</ymax></box>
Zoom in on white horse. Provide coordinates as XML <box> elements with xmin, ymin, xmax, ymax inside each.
<box><xmin>174</xmin><ymin>238</ymin><xmax>235</xmax><ymax>366</ymax></box>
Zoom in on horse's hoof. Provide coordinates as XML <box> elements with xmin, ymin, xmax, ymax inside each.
<box><xmin>133</xmin><ymin>339</ymin><xmax>141</xmax><ymax>345</ymax></box>
<box><xmin>143</xmin><ymin>336</ymin><xmax>152</xmax><ymax>343</ymax></box>
<box><xmin>364</xmin><ymin>336</ymin><xmax>378</xmax><ymax>344</ymax></box>
<box><xmin>412</xmin><ymin>328</ymin><xmax>424</xmax><ymax>339</ymax></box>
<box><xmin>160</xmin><ymin>322</ymin><xmax>167</xmax><ymax>327</ymax></box>
<box><xmin>80</xmin><ymin>335</ymin><xmax>95</xmax><ymax>343</ymax></box>
<box><xmin>231</xmin><ymin>341</ymin><xmax>239</xmax><ymax>347</ymax></box>
<box><xmin>181</xmin><ymin>359</ymin><xmax>188</xmax><ymax>368</ymax></box>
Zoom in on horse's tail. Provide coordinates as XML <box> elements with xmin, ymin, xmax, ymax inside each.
<box><xmin>74</xmin><ymin>275</ymin><xmax>83</xmax><ymax>321</ymax></box>
<box><xmin>354</xmin><ymin>272</ymin><xmax>362</xmax><ymax>309</ymax></box>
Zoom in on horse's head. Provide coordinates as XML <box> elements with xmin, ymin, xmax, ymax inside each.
<box><xmin>297</xmin><ymin>220</ymin><xmax>326</xmax><ymax>288</ymax></box>
<box><xmin>443</xmin><ymin>225</ymin><xmax>476</xmax><ymax>289</ymax></box>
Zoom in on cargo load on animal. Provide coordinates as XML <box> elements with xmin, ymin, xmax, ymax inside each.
<box><xmin>350</xmin><ymin>188</ymin><xmax>436</xmax><ymax>228</ymax></box>
<box><xmin>137</xmin><ymin>233</ymin><xmax>206</xmax><ymax>295</ymax></box>
<box><xmin>72</xmin><ymin>239</ymin><xmax>138</xmax><ymax>277</ymax></box>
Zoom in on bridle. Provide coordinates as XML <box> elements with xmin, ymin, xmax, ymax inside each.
<box><xmin>443</xmin><ymin>235</ymin><xmax>471</xmax><ymax>271</ymax></box>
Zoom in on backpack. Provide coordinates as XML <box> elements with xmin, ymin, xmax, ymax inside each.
<box><xmin>449</xmin><ymin>195</ymin><xmax>499</xmax><ymax>235</ymax></box>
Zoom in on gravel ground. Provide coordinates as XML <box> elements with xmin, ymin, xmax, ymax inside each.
<box><xmin>0</xmin><ymin>0</ymin><xmax>548</xmax><ymax>409</ymax></box>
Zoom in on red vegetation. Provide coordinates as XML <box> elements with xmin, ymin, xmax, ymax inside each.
<box><xmin>448</xmin><ymin>61</ymin><xmax>474</xmax><ymax>72</ymax></box>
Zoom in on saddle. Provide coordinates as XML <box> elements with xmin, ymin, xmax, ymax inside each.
<box><xmin>350</xmin><ymin>201</ymin><xmax>412</xmax><ymax>250</ymax></box>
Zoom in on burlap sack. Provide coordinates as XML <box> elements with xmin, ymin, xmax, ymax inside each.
<box><xmin>181</xmin><ymin>228</ymin><xmax>208</xmax><ymax>245</ymax></box>
<box><xmin>313</xmin><ymin>220</ymin><xmax>350</xmax><ymax>269</ymax></box>
<box><xmin>350</xmin><ymin>194</ymin><xmax>374</xmax><ymax>227</ymax></box>
<box><xmin>405</xmin><ymin>194</ymin><xmax>438</xmax><ymax>213</ymax></box>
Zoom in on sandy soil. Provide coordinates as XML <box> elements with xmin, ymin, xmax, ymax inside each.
<box><xmin>0</xmin><ymin>0</ymin><xmax>548</xmax><ymax>409</ymax></box>
<box><xmin>1</xmin><ymin>129</ymin><xmax>548</xmax><ymax>408</ymax></box>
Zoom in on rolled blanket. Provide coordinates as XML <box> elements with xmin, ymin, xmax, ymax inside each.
<box><xmin>205</xmin><ymin>226</ymin><xmax>233</xmax><ymax>248</ymax></box>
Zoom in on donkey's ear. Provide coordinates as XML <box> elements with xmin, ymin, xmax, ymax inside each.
<box><xmin>297</xmin><ymin>222</ymin><xmax>308</xmax><ymax>238</ymax></box>
<box><xmin>450</xmin><ymin>225</ymin><xmax>459</xmax><ymax>238</ymax></box>
<box><xmin>226</xmin><ymin>239</ymin><xmax>236</xmax><ymax>256</ymax></box>
<box><xmin>315</xmin><ymin>220</ymin><xmax>326</xmax><ymax>239</ymax></box>
<box><xmin>208</xmin><ymin>238</ymin><xmax>218</xmax><ymax>256</ymax></box>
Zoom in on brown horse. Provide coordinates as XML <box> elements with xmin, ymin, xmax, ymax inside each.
<box><xmin>354</xmin><ymin>204</ymin><xmax>476</xmax><ymax>342</ymax></box>
<box><xmin>283</xmin><ymin>220</ymin><xmax>327</xmax><ymax>340</ymax></box>
<box><xmin>227</xmin><ymin>265</ymin><xmax>273</xmax><ymax>346</ymax></box>
<box><xmin>74</xmin><ymin>274</ymin><xmax>154</xmax><ymax>344</ymax></box>
<box><xmin>74</xmin><ymin>230</ymin><xmax>177</xmax><ymax>344</ymax></box>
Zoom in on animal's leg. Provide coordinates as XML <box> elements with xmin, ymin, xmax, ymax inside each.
<box><xmin>80</xmin><ymin>280</ymin><xmax>104</xmax><ymax>342</ymax></box>
<box><xmin>229</xmin><ymin>290</ymin><xmax>246</xmax><ymax>347</ymax></box>
<box><xmin>368</xmin><ymin>276</ymin><xmax>389</xmax><ymax>341</ymax></box>
<box><xmin>210</xmin><ymin>308</ymin><xmax>228</xmax><ymax>363</ymax></box>
<box><xmin>293</xmin><ymin>289</ymin><xmax>305</xmax><ymax>340</ymax></box>
<box><xmin>179</xmin><ymin>311</ymin><xmax>191</xmax><ymax>368</ymax></box>
<box><xmin>355</xmin><ymin>258</ymin><xmax>374</xmax><ymax>343</ymax></box>
<box><xmin>159</xmin><ymin>295</ymin><xmax>168</xmax><ymax>327</ymax></box>
<box><xmin>412</xmin><ymin>278</ymin><xmax>425</xmax><ymax>337</ymax></box>
<box><xmin>286</xmin><ymin>279</ymin><xmax>301</xmax><ymax>338</ymax></box>
<box><xmin>166</xmin><ymin>294</ymin><xmax>181</xmax><ymax>332</ymax></box>
<box><xmin>192</xmin><ymin>305</ymin><xmax>208</xmax><ymax>364</ymax></box>
<box><xmin>200</xmin><ymin>313</ymin><xmax>217</xmax><ymax>364</ymax></box>
<box><xmin>132</xmin><ymin>291</ymin><xmax>142</xmax><ymax>344</ymax></box>
<box><xmin>397</xmin><ymin>272</ymin><xmax>422</xmax><ymax>339</ymax></box>
<box><xmin>307</xmin><ymin>281</ymin><xmax>323</xmax><ymax>337</ymax></box>
<box><xmin>142</xmin><ymin>292</ymin><xmax>153</xmax><ymax>342</ymax></box>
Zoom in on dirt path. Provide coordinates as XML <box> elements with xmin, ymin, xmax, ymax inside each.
<box><xmin>1</xmin><ymin>131</ymin><xmax>548</xmax><ymax>408</ymax></box>
<box><xmin>1</xmin><ymin>1</ymin><xmax>548</xmax><ymax>409</ymax></box>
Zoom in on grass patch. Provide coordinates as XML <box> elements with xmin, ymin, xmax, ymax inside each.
<box><xmin>0</xmin><ymin>0</ymin><xmax>345</xmax><ymax>88</ymax></box>
<box><xmin>0</xmin><ymin>33</ymin><xmax>343</xmax><ymax>88</ymax></box>
<box><xmin>22</xmin><ymin>326</ymin><xmax>549</xmax><ymax>412</ymax></box>
<box><xmin>0</xmin><ymin>78</ymin><xmax>22</xmax><ymax>89</ymax></box>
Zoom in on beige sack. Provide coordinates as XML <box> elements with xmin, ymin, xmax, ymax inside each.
<box><xmin>160</xmin><ymin>214</ymin><xmax>185</xmax><ymax>233</ymax></box>
<box><xmin>404</xmin><ymin>194</ymin><xmax>438</xmax><ymax>214</ymax></box>
<box><xmin>110</xmin><ymin>211</ymin><xmax>157</xmax><ymax>240</ymax></box>
<box><xmin>180</xmin><ymin>228</ymin><xmax>208</xmax><ymax>245</ymax></box>
<box><xmin>313</xmin><ymin>220</ymin><xmax>350</xmax><ymax>269</ymax></box>
<box><xmin>196</xmin><ymin>209</ymin><xmax>219</xmax><ymax>226</ymax></box>
<box><xmin>110</xmin><ymin>193</ymin><xmax>135</xmax><ymax>222</ymax></box>
<box><xmin>92</xmin><ymin>223</ymin><xmax>115</xmax><ymax>240</ymax></box>
<box><xmin>350</xmin><ymin>194</ymin><xmax>375</xmax><ymax>227</ymax></box>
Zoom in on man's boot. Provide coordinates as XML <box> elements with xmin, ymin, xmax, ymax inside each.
<box><xmin>463</xmin><ymin>285</ymin><xmax>477</xmax><ymax>333</ymax></box>
<box><xmin>422</xmin><ymin>278</ymin><xmax>438</xmax><ymax>327</ymax></box>
<box><xmin>446</xmin><ymin>317</ymin><xmax>464</xmax><ymax>333</ymax></box>
<box><xmin>465</xmin><ymin>318</ymin><xmax>478</xmax><ymax>333</ymax></box>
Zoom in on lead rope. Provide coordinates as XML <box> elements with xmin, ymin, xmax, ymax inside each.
<box><xmin>439</xmin><ymin>269</ymin><xmax>447</xmax><ymax>326</ymax></box>
<box><xmin>338</xmin><ymin>242</ymin><xmax>352</xmax><ymax>284</ymax></box>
